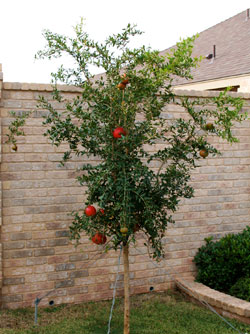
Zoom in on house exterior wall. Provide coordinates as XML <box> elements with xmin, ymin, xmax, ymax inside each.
<box><xmin>174</xmin><ymin>74</ymin><xmax>250</xmax><ymax>93</ymax></box>
<box><xmin>0</xmin><ymin>79</ymin><xmax>250</xmax><ymax>309</ymax></box>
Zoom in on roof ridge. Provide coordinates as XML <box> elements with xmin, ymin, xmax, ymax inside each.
<box><xmin>198</xmin><ymin>9</ymin><xmax>247</xmax><ymax>37</ymax></box>
<box><xmin>160</xmin><ymin>9</ymin><xmax>248</xmax><ymax>55</ymax></box>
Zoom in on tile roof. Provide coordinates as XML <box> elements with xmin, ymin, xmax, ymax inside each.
<box><xmin>160</xmin><ymin>9</ymin><xmax>250</xmax><ymax>86</ymax></box>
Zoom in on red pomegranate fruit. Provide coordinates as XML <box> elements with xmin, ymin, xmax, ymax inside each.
<box><xmin>85</xmin><ymin>205</ymin><xmax>97</xmax><ymax>216</ymax></box>
<box><xmin>92</xmin><ymin>232</ymin><xmax>107</xmax><ymax>245</ymax></box>
<box><xmin>113</xmin><ymin>127</ymin><xmax>127</xmax><ymax>138</ymax></box>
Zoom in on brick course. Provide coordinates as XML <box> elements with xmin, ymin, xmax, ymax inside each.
<box><xmin>0</xmin><ymin>75</ymin><xmax>250</xmax><ymax>309</ymax></box>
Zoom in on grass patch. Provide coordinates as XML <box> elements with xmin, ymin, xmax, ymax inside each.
<box><xmin>0</xmin><ymin>290</ymin><xmax>249</xmax><ymax>334</ymax></box>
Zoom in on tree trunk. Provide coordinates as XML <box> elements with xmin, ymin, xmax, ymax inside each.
<box><xmin>123</xmin><ymin>242</ymin><xmax>130</xmax><ymax>334</ymax></box>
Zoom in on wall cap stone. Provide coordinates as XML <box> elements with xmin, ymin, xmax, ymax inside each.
<box><xmin>2</xmin><ymin>81</ymin><xmax>250</xmax><ymax>99</ymax></box>
<box><xmin>0</xmin><ymin>64</ymin><xmax>3</xmax><ymax>99</ymax></box>
<box><xmin>174</xmin><ymin>89</ymin><xmax>250</xmax><ymax>99</ymax></box>
<box><xmin>3</xmin><ymin>82</ymin><xmax>82</xmax><ymax>92</ymax></box>
<box><xmin>176</xmin><ymin>276</ymin><xmax>250</xmax><ymax>324</ymax></box>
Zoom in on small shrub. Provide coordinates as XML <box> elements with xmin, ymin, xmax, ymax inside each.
<box><xmin>193</xmin><ymin>226</ymin><xmax>250</xmax><ymax>293</ymax></box>
<box><xmin>229</xmin><ymin>277</ymin><xmax>250</xmax><ymax>301</ymax></box>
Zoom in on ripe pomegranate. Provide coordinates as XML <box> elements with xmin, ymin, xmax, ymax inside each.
<box><xmin>121</xmin><ymin>74</ymin><xmax>129</xmax><ymax>85</ymax></box>
<box><xmin>92</xmin><ymin>232</ymin><xmax>107</xmax><ymax>245</ymax></box>
<box><xmin>85</xmin><ymin>205</ymin><xmax>96</xmax><ymax>216</ymax></box>
<box><xmin>113</xmin><ymin>127</ymin><xmax>127</xmax><ymax>138</ymax></box>
<box><xmin>122</xmin><ymin>78</ymin><xmax>129</xmax><ymax>85</ymax></box>
<box><xmin>117</xmin><ymin>83</ymin><xmax>126</xmax><ymax>90</ymax></box>
<box><xmin>199</xmin><ymin>149</ymin><xmax>208</xmax><ymax>159</ymax></box>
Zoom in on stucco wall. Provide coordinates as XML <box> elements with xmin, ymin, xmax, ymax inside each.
<box><xmin>0</xmin><ymin>78</ymin><xmax>250</xmax><ymax>309</ymax></box>
<box><xmin>174</xmin><ymin>74</ymin><xmax>250</xmax><ymax>93</ymax></box>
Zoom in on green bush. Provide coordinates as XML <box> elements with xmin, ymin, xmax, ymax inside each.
<box><xmin>193</xmin><ymin>226</ymin><xmax>250</xmax><ymax>293</ymax></box>
<box><xmin>229</xmin><ymin>277</ymin><xmax>250</xmax><ymax>301</ymax></box>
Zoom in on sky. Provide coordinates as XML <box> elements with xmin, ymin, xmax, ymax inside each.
<box><xmin>0</xmin><ymin>0</ymin><xmax>249</xmax><ymax>83</ymax></box>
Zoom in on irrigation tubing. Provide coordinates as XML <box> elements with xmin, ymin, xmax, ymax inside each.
<box><xmin>107</xmin><ymin>245</ymin><xmax>123</xmax><ymax>334</ymax></box>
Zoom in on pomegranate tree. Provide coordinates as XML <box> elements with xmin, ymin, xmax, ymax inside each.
<box><xmin>8</xmin><ymin>21</ymin><xmax>245</xmax><ymax>334</ymax></box>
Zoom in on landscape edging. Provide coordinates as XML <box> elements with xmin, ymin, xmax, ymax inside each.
<box><xmin>175</xmin><ymin>276</ymin><xmax>250</xmax><ymax>325</ymax></box>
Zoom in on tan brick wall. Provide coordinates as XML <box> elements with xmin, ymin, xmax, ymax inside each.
<box><xmin>0</xmin><ymin>79</ymin><xmax>250</xmax><ymax>309</ymax></box>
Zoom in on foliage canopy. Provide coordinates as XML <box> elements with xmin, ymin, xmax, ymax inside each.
<box><xmin>8</xmin><ymin>21</ymin><xmax>246</xmax><ymax>259</ymax></box>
